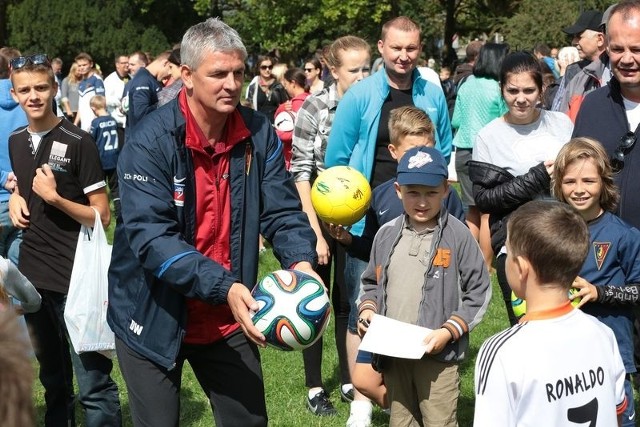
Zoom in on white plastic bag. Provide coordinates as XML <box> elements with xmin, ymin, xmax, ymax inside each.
<box><xmin>64</xmin><ymin>208</ymin><xmax>115</xmax><ymax>358</ymax></box>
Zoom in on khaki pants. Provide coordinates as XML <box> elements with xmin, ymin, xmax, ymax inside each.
<box><xmin>385</xmin><ymin>357</ymin><xmax>459</xmax><ymax>427</ymax></box>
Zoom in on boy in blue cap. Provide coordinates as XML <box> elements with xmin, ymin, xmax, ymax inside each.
<box><xmin>356</xmin><ymin>146</ymin><xmax>491</xmax><ymax>426</ymax></box>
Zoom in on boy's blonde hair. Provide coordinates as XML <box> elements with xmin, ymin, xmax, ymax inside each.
<box><xmin>507</xmin><ymin>201</ymin><xmax>589</xmax><ymax>289</ymax></box>
<box><xmin>552</xmin><ymin>137</ymin><xmax>620</xmax><ymax>212</ymax></box>
<box><xmin>90</xmin><ymin>95</ymin><xmax>107</xmax><ymax>110</ymax></box>
<box><xmin>388</xmin><ymin>106</ymin><xmax>435</xmax><ymax>147</ymax></box>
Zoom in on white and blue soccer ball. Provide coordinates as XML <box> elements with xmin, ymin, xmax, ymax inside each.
<box><xmin>251</xmin><ymin>269</ymin><xmax>331</xmax><ymax>351</ymax></box>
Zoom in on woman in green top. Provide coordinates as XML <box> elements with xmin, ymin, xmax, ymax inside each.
<box><xmin>451</xmin><ymin>43</ymin><xmax>509</xmax><ymax>269</ymax></box>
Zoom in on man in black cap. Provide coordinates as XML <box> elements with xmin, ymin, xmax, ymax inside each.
<box><xmin>551</xmin><ymin>9</ymin><xmax>611</xmax><ymax>117</ymax></box>
<box><xmin>564</xmin><ymin>10</ymin><xmax>606</xmax><ymax>61</ymax></box>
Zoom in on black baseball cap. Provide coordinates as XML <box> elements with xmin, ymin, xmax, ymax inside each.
<box><xmin>563</xmin><ymin>10</ymin><xmax>604</xmax><ymax>35</ymax></box>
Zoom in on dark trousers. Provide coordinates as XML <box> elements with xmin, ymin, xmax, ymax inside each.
<box><xmin>496</xmin><ymin>254</ymin><xmax>518</xmax><ymax>326</ymax></box>
<box><xmin>104</xmin><ymin>168</ymin><xmax>120</xmax><ymax>220</ymax></box>
<box><xmin>25</xmin><ymin>290</ymin><xmax>122</xmax><ymax>426</ymax></box>
<box><xmin>302</xmin><ymin>235</ymin><xmax>351</xmax><ymax>388</ymax></box>
<box><xmin>116</xmin><ymin>329</ymin><xmax>268</xmax><ymax>427</ymax></box>
<box><xmin>635</xmin><ymin>311</ymin><xmax>640</xmax><ymax>388</ymax></box>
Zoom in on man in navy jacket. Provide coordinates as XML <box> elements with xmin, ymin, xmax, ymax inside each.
<box><xmin>573</xmin><ymin>3</ymin><xmax>640</xmax><ymax>422</ymax></box>
<box><xmin>124</xmin><ymin>51</ymin><xmax>171</xmax><ymax>129</ymax></box>
<box><xmin>108</xmin><ymin>18</ymin><xmax>317</xmax><ymax>427</ymax></box>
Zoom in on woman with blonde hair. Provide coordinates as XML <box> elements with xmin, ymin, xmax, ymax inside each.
<box><xmin>272</xmin><ymin>63</ymin><xmax>288</xmax><ymax>84</ymax></box>
<box><xmin>291</xmin><ymin>35</ymin><xmax>371</xmax><ymax>420</ymax></box>
<box><xmin>556</xmin><ymin>46</ymin><xmax>580</xmax><ymax>77</ymax></box>
<box><xmin>61</xmin><ymin>63</ymin><xmax>81</xmax><ymax>122</ymax></box>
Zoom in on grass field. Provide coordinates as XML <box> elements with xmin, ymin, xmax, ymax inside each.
<box><xmin>31</xmin><ymin>189</ymin><xmax>640</xmax><ymax>425</ymax></box>
<box><xmin>31</xmin><ymin>245</ymin><xmax>512</xmax><ymax>426</ymax></box>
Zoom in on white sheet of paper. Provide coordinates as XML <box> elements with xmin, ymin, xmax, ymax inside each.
<box><xmin>358</xmin><ymin>314</ymin><xmax>432</xmax><ymax>359</ymax></box>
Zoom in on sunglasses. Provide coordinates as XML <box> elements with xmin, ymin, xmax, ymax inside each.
<box><xmin>10</xmin><ymin>54</ymin><xmax>50</xmax><ymax>70</ymax></box>
<box><xmin>304</xmin><ymin>68</ymin><xmax>315</xmax><ymax>73</ymax></box>
<box><xmin>611</xmin><ymin>131</ymin><xmax>637</xmax><ymax>173</ymax></box>
<box><xmin>260</xmin><ymin>65</ymin><xmax>273</xmax><ymax>70</ymax></box>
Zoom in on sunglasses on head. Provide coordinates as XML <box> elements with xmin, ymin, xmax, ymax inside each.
<box><xmin>260</xmin><ymin>64</ymin><xmax>273</xmax><ymax>70</ymax></box>
<box><xmin>611</xmin><ymin>131</ymin><xmax>637</xmax><ymax>173</ymax></box>
<box><xmin>10</xmin><ymin>54</ymin><xmax>50</xmax><ymax>70</ymax></box>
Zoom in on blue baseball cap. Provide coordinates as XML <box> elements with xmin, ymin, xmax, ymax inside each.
<box><xmin>396</xmin><ymin>146</ymin><xmax>448</xmax><ymax>186</ymax></box>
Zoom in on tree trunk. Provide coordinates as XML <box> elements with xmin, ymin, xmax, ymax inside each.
<box><xmin>442</xmin><ymin>0</ymin><xmax>458</xmax><ymax>66</ymax></box>
<box><xmin>211</xmin><ymin>0</ymin><xmax>221</xmax><ymax>17</ymax></box>
<box><xmin>0</xmin><ymin>0</ymin><xmax>9</xmax><ymax>47</ymax></box>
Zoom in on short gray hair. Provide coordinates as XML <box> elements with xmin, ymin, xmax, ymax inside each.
<box><xmin>181</xmin><ymin>18</ymin><xmax>247</xmax><ymax>70</ymax></box>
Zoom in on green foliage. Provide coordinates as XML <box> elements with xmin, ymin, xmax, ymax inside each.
<box><xmin>501</xmin><ymin>0</ymin><xmax>613</xmax><ymax>49</ymax></box>
<box><xmin>6</xmin><ymin>0</ymin><xmax>179</xmax><ymax>74</ymax></box>
<box><xmin>5</xmin><ymin>0</ymin><xmax>613</xmax><ymax>75</ymax></box>
<box><xmin>224</xmin><ymin>0</ymin><xmax>393</xmax><ymax>62</ymax></box>
<box><xmin>455</xmin><ymin>0</ymin><xmax>519</xmax><ymax>38</ymax></box>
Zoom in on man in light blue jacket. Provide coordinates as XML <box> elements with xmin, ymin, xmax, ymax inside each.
<box><xmin>324</xmin><ymin>16</ymin><xmax>452</xmax><ymax>427</ymax></box>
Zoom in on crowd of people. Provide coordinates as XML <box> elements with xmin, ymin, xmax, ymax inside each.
<box><xmin>0</xmin><ymin>1</ymin><xmax>639</xmax><ymax>426</ymax></box>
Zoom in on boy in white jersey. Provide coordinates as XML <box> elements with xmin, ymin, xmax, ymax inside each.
<box><xmin>74</xmin><ymin>52</ymin><xmax>105</xmax><ymax>132</ymax></box>
<box><xmin>474</xmin><ymin>200</ymin><xmax>627</xmax><ymax>427</ymax></box>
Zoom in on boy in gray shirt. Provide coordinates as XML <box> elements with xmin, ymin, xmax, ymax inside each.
<box><xmin>357</xmin><ymin>146</ymin><xmax>491</xmax><ymax>426</ymax></box>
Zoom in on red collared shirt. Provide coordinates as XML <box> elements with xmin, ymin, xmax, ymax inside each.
<box><xmin>178</xmin><ymin>89</ymin><xmax>251</xmax><ymax>344</ymax></box>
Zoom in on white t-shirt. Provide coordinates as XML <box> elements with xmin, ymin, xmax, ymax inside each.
<box><xmin>622</xmin><ymin>96</ymin><xmax>640</xmax><ymax>132</ymax></box>
<box><xmin>473</xmin><ymin>109</ymin><xmax>573</xmax><ymax>176</ymax></box>
<box><xmin>77</xmin><ymin>74</ymin><xmax>105</xmax><ymax>132</ymax></box>
<box><xmin>417</xmin><ymin>67</ymin><xmax>443</xmax><ymax>90</ymax></box>
<box><xmin>474</xmin><ymin>306</ymin><xmax>627</xmax><ymax>427</ymax></box>
<box><xmin>103</xmin><ymin>71</ymin><xmax>127</xmax><ymax>127</ymax></box>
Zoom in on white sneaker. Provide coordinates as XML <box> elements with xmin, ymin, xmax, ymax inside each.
<box><xmin>346</xmin><ymin>412</ymin><xmax>372</xmax><ymax>427</ymax></box>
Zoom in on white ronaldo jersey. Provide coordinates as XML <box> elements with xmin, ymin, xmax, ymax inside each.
<box><xmin>474</xmin><ymin>304</ymin><xmax>627</xmax><ymax>427</ymax></box>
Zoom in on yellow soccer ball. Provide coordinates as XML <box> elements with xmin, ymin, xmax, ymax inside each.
<box><xmin>568</xmin><ymin>288</ymin><xmax>582</xmax><ymax>307</ymax></box>
<box><xmin>510</xmin><ymin>291</ymin><xmax>527</xmax><ymax>318</ymax></box>
<box><xmin>311</xmin><ymin>166</ymin><xmax>371</xmax><ymax>226</ymax></box>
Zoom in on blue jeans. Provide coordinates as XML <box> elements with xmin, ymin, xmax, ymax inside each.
<box><xmin>25</xmin><ymin>290</ymin><xmax>122</xmax><ymax>426</ymax></box>
<box><xmin>0</xmin><ymin>201</ymin><xmax>32</xmax><ymax>350</ymax></box>
<box><xmin>345</xmin><ymin>253</ymin><xmax>368</xmax><ymax>333</ymax></box>
<box><xmin>0</xmin><ymin>200</ymin><xmax>21</xmax><ymax>265</ymax></box>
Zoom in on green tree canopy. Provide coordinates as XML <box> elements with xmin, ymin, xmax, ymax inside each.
<box><xmin>6</xmin><ymin>0</ymin><xmax>198</xmax><ymax>74</ymax></box>
<box><xmin>2</xmin><ymin>0</ymin><xmax>617</xmax><ymax>75</ymax></box>
<box><xmin>501</xmin><ymin>0</ymin><xmax>613</xmax><ymax>50</ymax></box>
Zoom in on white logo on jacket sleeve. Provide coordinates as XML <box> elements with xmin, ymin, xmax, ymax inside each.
<box><xmin>173</xmin><ymin>176</ymin><xmax>185</xmax><ymax>207</ymax></box>
<box><xmin>129</xmin><ymin>319</ymin><xmax>144</xmax><ymax>335</ymax></box>
<box><xmin>408</xmin><ymin>151</ymin><xmax>433</xmax><ymax>169</ymax></box>
<box><xmin>123</xmin><ymin>173</ymin><xmax>149</xmax><ymax>182</ymax></box>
